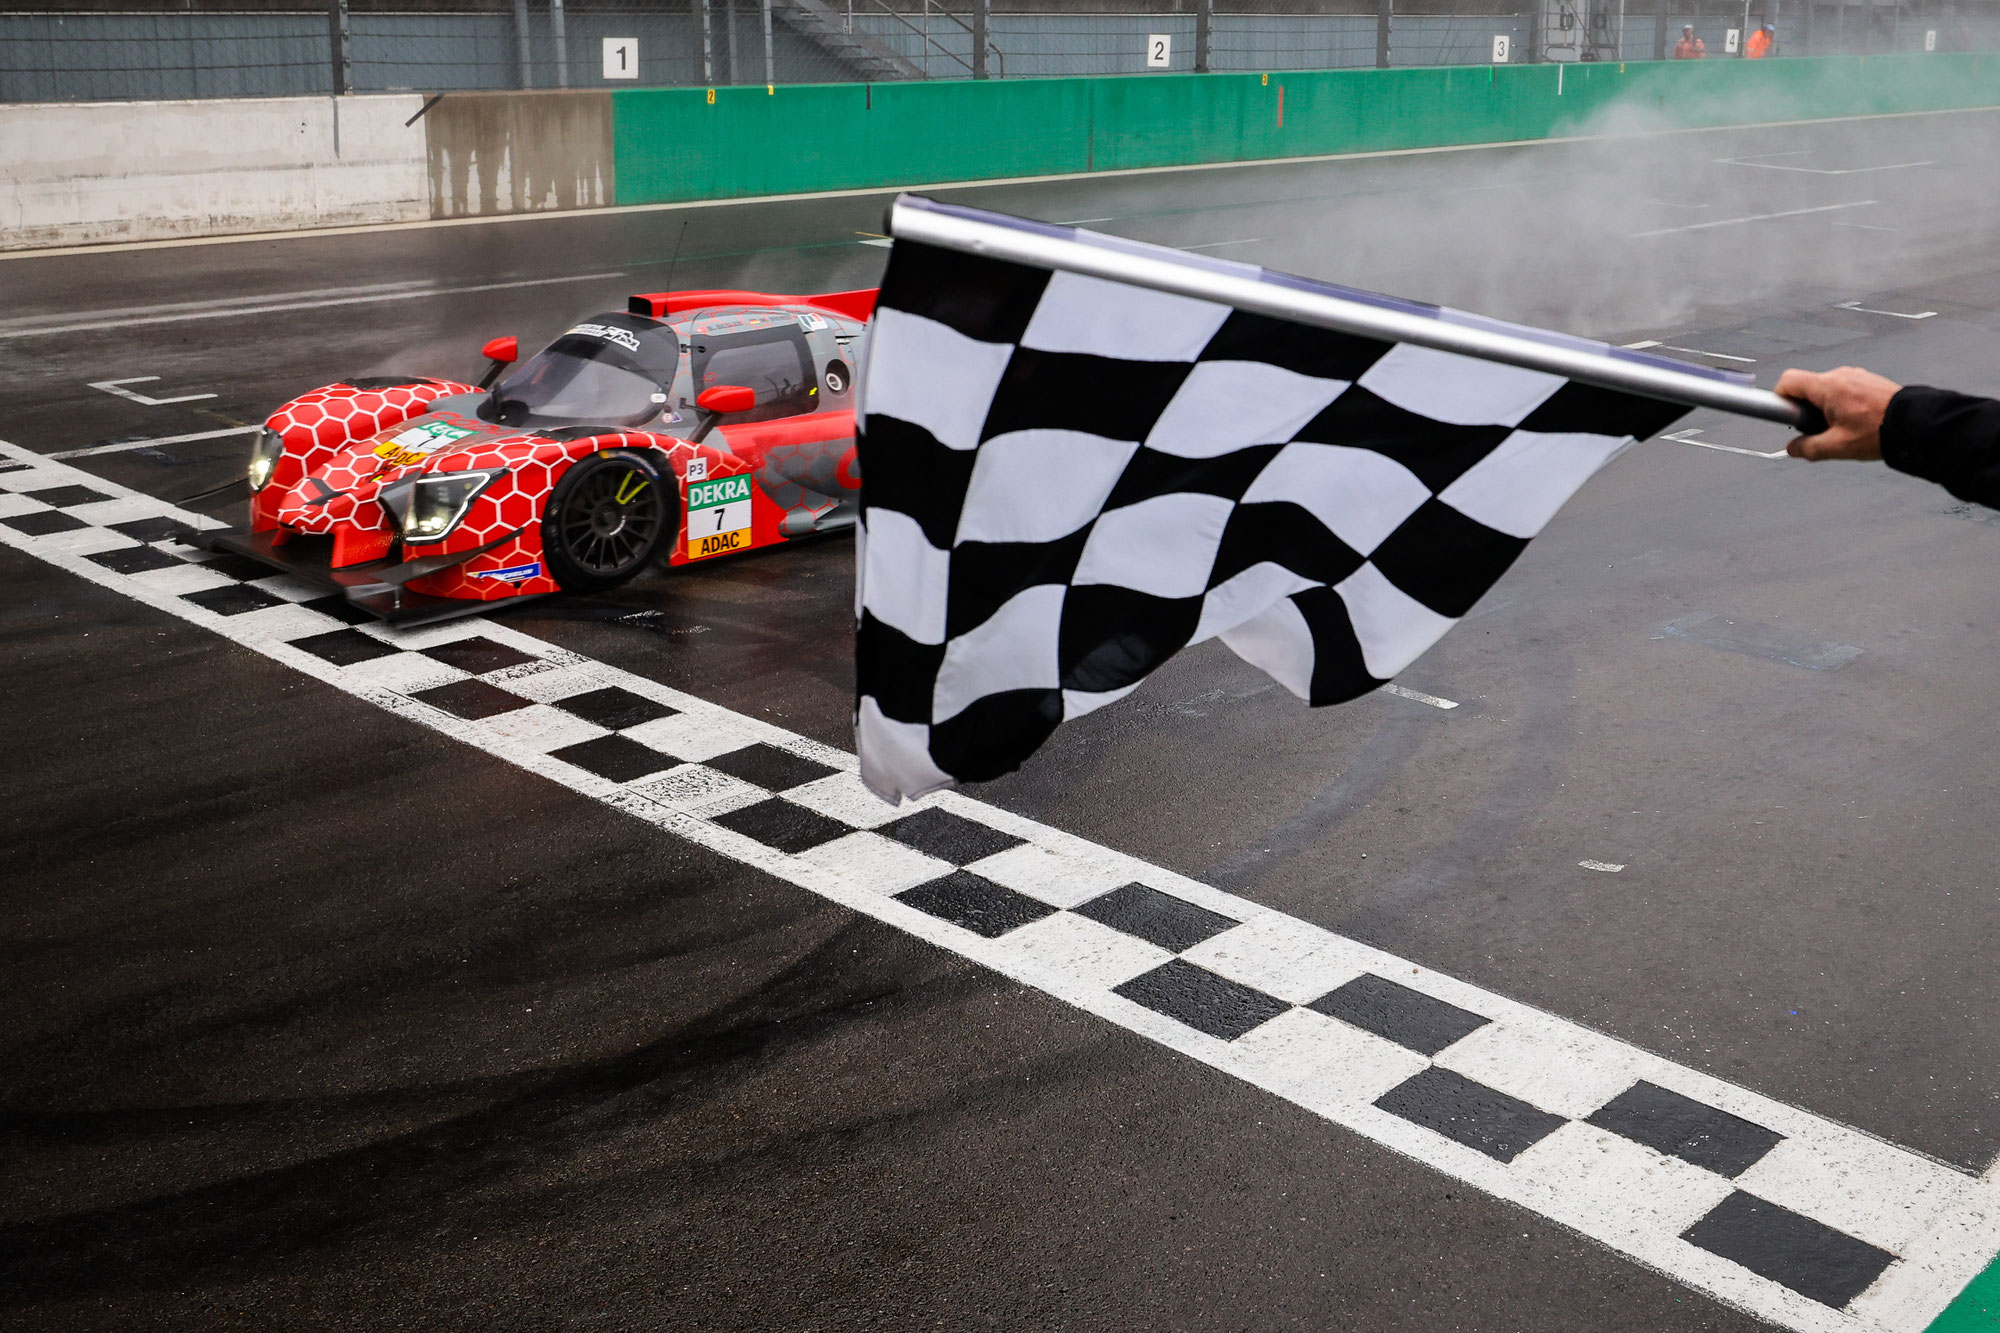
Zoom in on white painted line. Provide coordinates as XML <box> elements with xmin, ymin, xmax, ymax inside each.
<box><xmin>1059</xmin><ymin>216</ymin><xmax>1118</xmax><ymax>225</ymax></box>
<box><xmin>0</xmin><ymin>280</ymin><xmax>430</xmax><ymax>336</ymax></box>
<box><xmin>1718</xmin><ymin>154</ymin><xmax>1934</xmax><ymax>175</ymax></box>
<box><xmin>1833</xmin><ymin>222</ymin><xmax>1901</xmax><ymax>233</ymax></box>
<box><xmin>7</xmin><ymin>104</ymin><xmax>1995</xmax><ymax>264</ymax></box>
<box><xmin>1836</xmin><ymin>300</ymin><xmax>1937</xmax><ymax>320</ymax></box>
<box><xmin>1177</xmin><ymin>238</ymin><xmax>1265</xmax><ymax>250</ymax></box>
<box><xmin>1620</xmin><ymin>339</ymin><xmax>1664</xmax><ymax>349</ymax></box>
<box><xmin>1690</xmin><ymin>441</ymin><xmax>1790</xmax><ymax>459</ymax></box>
<box><xmin>48</xmin><ymin>425</ymin><xmax>261</xmax><ymax>460</ymax></box>
<box><xmin>3</xmin><ymin>438</ymin><xmax>1997</xmax><ymax>1333</ymax></box>
<box><xmin>1631</xmin><ymin>201</ymin><xmax>1880</xmax><ymax>238</ymax></box>
<box><xmin>1663</xmin><ymin>345</ymin><xmax>1758</xmax><ymax>364</ymax></box>
<box><xmin>89</xmin><ymin>376</ymin><xmax>217</xmax><ymax>406</ymax></box>
<box><xmin>1382</xmin><ymin>682</ymin><xmax>1460</xmax><ymax>710</ymax></box>
<box><xmin>1579</xmin><ymin>860</ymin><xmax>1626</xmax><ymax>873</ymax></box>
<box><xmin>858</xmin><ymin>238</ymin><xmax>894</xmax><ymax>248</ymax></box>
<box><xmin>0</xmin><ymin>272</ymin><xmax>624</xmax><ymax>339</ymax></box>
<box><xmin>1664</xmin><ymin>427</ymin><xmax>1790</xmax><ymax>459</ymax></box>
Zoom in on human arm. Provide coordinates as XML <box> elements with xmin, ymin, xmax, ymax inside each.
<box><xmin>1779</xmin><ymin>366</ymin><xmax>2000</xmax><ymax>509</ymax></box>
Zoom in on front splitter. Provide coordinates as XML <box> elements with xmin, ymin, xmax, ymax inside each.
<box><xmin>178</xmin><ymin>525</ymin><xmax>544</xmax><ymax>627</ymax></box>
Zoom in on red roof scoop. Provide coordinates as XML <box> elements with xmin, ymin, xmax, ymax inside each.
<box><xmin>627</xmin><ymin>288</ymin><xmax>879</xmax><ymax>322</ymax></box>
<box><xmin>802</xmin><ymin>288</ymin><xmax>878</xmax><ymax>322</ymax></box>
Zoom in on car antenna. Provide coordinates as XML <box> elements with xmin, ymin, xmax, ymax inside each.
<box><xmin>662</xmin><ymin>218</ymin><xmax>690</xmax><ymax>299</ymax></box>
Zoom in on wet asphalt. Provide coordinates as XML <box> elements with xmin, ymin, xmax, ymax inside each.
<box><xmin>5</xmin><ymin>108</ymin><xmax>2000</xmax><ymax>1329</ymax></box>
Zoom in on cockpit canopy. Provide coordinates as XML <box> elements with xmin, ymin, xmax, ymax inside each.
<box><xmin>478</xmin><ymin>306</ymin><xmax>833</xmax><ymax>433</ymax></box>
<box><xmin>481</xmin><ymin>312</ymin><xmax>680</xmax><ymax>430</ymax></box>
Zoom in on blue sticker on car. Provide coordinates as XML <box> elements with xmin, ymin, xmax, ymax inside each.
<box><xmin>476</xmin><ymin>561</ymin><xmax>542</xmax><ymax>583</ymax></box>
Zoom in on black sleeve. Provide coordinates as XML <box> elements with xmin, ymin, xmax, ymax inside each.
<box><xmin>1880</xmin><ymin>385</ymin><xmax>2000</xmax><ymax>510</ymax></box>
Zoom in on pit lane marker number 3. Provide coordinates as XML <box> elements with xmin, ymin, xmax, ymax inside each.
<box><xmin>686</xmin><ymin>474</ymin><xmax>752</xmax><ymax>559</ymax></box>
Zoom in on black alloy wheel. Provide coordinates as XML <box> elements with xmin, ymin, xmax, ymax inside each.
<box><xmin>542</xmin><ymin>451</ymin><xmax>673</xmax><ymax>593</ymax></box>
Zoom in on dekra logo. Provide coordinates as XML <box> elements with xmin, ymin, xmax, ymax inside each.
<box><xmin>688</xmin><ymin>476</ymin><xmax>750</xmax><ymax>509</ymax></box>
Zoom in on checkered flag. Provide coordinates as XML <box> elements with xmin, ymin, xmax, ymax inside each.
<box><xmin>854</xmin><ymin>199</ymin><xmax>1737</xmax><ymax>802</ymax></box>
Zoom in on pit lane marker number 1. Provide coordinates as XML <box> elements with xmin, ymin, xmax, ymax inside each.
<box><xmin>686</xmin><ymin>475</ymin><xmax>753</xmax><ymax>559</ymax></box>
<box><xmin>603</xmin><ymin>37</ymin><xmax>638</xmax><ymax>80</ymax></box>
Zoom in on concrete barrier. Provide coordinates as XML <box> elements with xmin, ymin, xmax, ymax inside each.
<box><xmin>6</xmin><ymin>55</ymin><xmax>2000</xmax><ymax>252</ymax></box>
<box><xmin>424</xmin><ymin>90</ymin><xmax>614</xmax><ymax>220</ymax></box>
<box><xmin>0</xmin><ymin>93</ymin><xmax>428</xmax><ymax>250</ymax></box>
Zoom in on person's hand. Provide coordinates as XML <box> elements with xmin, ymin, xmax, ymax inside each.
<box><xmin>1777</xmin><ymin>366</ymin><xmax>1902</xmax><ymax>461</ymax></box>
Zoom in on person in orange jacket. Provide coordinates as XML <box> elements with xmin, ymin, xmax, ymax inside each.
<box><xmin>1674</xmin><ymin>25</ymin><xmax>1707</xmax><ymax>57</ymax></box>
<box><xmin>1745</xmin><ymin>23</ymin><xmax>1776</xmax><ymax>56</ymax></box>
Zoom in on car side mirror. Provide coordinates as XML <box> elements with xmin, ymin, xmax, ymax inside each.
<box><xmin>697</xmin><ymin>385</ymin><xmax>756</xmax><ymax>414</ymax></box>
<box><xmin>691</xmin><ymin>384</ymin><xmax>756</xmax><ymax>443</ymax></box>
<box><xmin>477</xmin><ymin>336</ymin><xmax>518</xmax><ymax>390</ymax></box>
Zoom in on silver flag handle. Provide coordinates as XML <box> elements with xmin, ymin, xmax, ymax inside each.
<box><xmin>888</xmin><ymin>195</ymin><xmax>1825</xmax><ymax>436</ymax></box>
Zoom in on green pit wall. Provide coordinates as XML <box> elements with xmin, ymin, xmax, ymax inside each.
<box><xmin>611</xmin><ymin>52</ymin><xmax>2000</xmax><ymax>206</ymax></box>
<box><xmin>1929</xmin><ymin>1252</ymin><xmax>2000</xmax><ymax>1332</ymax></box>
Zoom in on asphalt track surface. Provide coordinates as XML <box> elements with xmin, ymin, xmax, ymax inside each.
<box><xmin>7</xmin><ymin>108</ymin><xmax>2000</xmax><ymax>1331</ymax></box>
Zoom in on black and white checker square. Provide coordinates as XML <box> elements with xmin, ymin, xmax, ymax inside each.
<box><xmin>8</xmin><ymin>507</ymin><xmax>405</xmax><ymax>642</ymax></box>
<box><xmin>854</xmin><ymin>212</ymin><xmax>1707</xmax><ymax>801</ymax></box>
<box><xmin>1074</xmin><ymin>882</ymin><xmax>1238</xmax><ymax>953</ymax></box>
<box><xmin>0</xmin><ymin>484</ymin><xmax>103</xmax><ymax>536</ymax></box>
<box><xmin>345</xmin><ymin>636</ymin><xmax>695</xmax><ymax>773</ymax></box>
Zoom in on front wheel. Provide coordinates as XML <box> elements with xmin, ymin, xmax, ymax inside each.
<box><xmin>542</xmin><ymin>451</ymin><xmax>673</xmax><ymax>593</ymax></box>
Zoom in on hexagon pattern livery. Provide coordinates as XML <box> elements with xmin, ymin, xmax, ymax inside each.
<box><xmin>204</xmin><ymin>289</ymin><xmax>876</xmax><ymax>623</ymax></box>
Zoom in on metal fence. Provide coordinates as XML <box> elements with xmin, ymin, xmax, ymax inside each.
<box><xmin>3</xmin><ymin>0</ymin><xmax>1997</xmax><ymax>101</ymax></box>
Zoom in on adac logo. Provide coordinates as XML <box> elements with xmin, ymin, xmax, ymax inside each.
<box><xmin>372</xmin><ymin>419</ymin><xmax>477</xmax><ymax>470</ymax></box>
<box><xmin>691</xmin><ymin>530</ymin><xmax>748</xmax><ymax>558</ymax></box>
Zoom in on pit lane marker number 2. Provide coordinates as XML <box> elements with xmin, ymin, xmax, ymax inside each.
<box><xmin>686</xmin><ymin>474</ymin><xmax>753</xmax><ymax>559</ymax></box>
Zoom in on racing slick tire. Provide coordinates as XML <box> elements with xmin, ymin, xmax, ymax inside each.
<box><xmin>541</xmin><ymin>450</ymin><xmax>675</xmax><ymax>594</ymax></box>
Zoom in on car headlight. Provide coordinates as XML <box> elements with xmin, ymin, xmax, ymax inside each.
<box><xmin>248</xmin><ymin>428</ymin><xmax>285</xmax><ymax>492</ymax></box>
<box><xmin>378</xmin><ymin>468</ymin><xmax>504</xmax><ymax>544</ymax></box>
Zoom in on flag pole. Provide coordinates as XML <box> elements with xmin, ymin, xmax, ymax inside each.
<box><xmin>886</xmin><ymin>195</ymin><xmax>1828</xmax><ymax>436</ymax></box>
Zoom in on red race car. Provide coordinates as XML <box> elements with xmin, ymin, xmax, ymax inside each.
<box><xmin>195</xmin><ymin>287</ymin><xmax>874</xmax><ymax>623</ymax></box>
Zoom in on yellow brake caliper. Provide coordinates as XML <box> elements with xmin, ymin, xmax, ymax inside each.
<box><xmin>613</xmin><ymin>470</ymin><xmax>650</xmax><ymax>506</ymax></box>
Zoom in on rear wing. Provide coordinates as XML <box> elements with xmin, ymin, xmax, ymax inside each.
<box><xmin>627</xmin><ymin>288</ymin><xmax>879</xmax><ymax>323</ymax></box>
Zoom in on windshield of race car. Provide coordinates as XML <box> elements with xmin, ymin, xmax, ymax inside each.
<box><xmin>482</xmin><ymin>315</ymin><xmax>680</xmax><ymax>429</ymax></box>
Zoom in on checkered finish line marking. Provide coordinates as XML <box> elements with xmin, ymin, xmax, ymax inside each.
<box><xmin>3</xmin><ymin>437</ymin><xmax>1996</xmax><ymax>1333</ymax></box>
